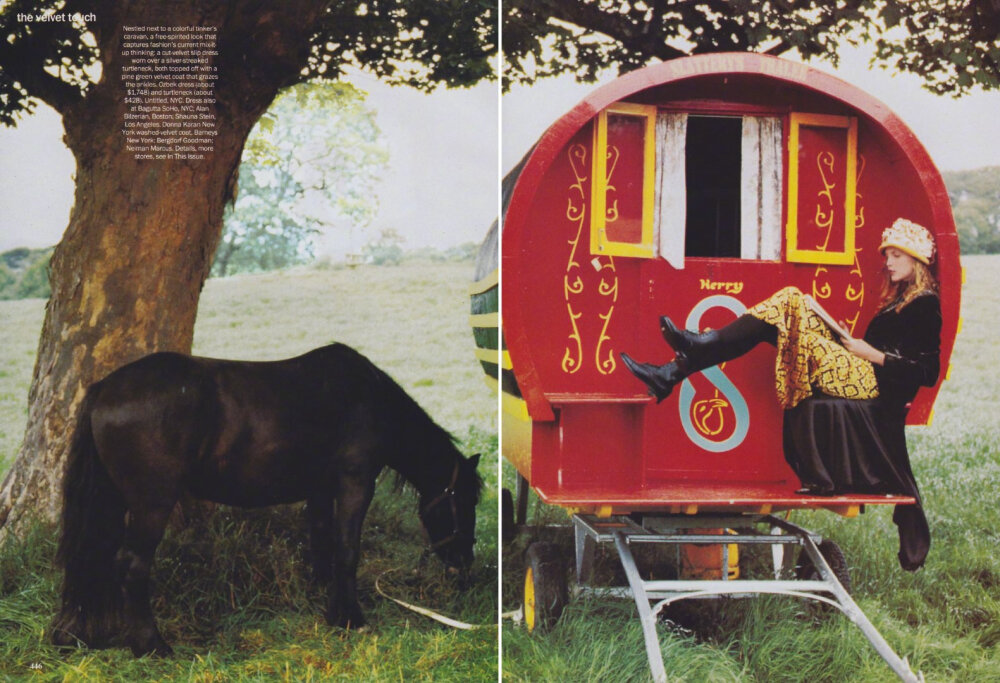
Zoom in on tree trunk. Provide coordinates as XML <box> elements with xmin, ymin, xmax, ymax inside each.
<box><xmin>0</xmin><ymin>0</ymin><xmax>329</xmax><ymax>540</ymax></box>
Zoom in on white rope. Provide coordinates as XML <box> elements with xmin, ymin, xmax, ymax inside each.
<box><xmin>374</xmin><ymin>570</ymin><xmax>495</xmax><ymax>631</ymax></box>
<box><xmin>503</xmin><ymin>607</ymin><xmax>522</xmax><ymax>623</ymax></box>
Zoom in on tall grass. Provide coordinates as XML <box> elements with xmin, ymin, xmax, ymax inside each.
<box><xmin>0</xmin><ymin>261</ymin><xmax>498</xmax><ymax>681</ymax></box>
<box><xmin>501</xmin><ymin>254</ymin><xmax>1000</xmax><ymax>682</ymax></box>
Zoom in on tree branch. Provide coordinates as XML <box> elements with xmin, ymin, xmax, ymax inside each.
<box><xmin>0</xmin><ymin>40</ymin><xmax>84</xmax><ymax>114</ymax></box>
<box><xmin>508</xmin><ymin>0</ymin><xmax>689</xmax><ymax>62</ymax></box>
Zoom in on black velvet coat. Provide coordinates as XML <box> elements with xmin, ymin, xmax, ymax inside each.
<box><xmin>783</xmin><ymin>292</ymin><xmax>942</xmax><ymax>570</ymax></box>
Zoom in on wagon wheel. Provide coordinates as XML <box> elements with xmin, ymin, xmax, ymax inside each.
<box><xmin>523</xmin><ymin>542</ymin><xmax>567</xmax><ymax>632</ymax></box>
<box><xmin>795</xmin><ymin>538</ymin><xmax>851</xmax><ymax>594</ymax></box>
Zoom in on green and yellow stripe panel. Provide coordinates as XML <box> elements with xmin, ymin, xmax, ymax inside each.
<box><xmin>469</xmin><ymin>267</ymin><xmax>532</xmax><ymax>477</ymax></box>
<box><xmin>468</xmin><ymin>268</ymin><xmax>528</xmax><ymax>421</ymax></box>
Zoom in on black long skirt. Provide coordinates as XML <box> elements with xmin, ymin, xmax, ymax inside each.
<box><xmin>782</xmin><ymin>395</ymin><xmax>930</xmax><ymax>571</ymax></box>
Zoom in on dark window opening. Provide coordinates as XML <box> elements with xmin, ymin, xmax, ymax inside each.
<box><xmin>685</xmin><ymin>116</ymin><xmax>742</xmax><ymax>257</ymax></box>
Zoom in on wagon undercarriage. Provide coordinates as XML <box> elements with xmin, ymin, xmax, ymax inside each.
<box><xmin>532</xmin><ymin>512</ymin><xmax>923</xmax><ymax>683</ymax></box>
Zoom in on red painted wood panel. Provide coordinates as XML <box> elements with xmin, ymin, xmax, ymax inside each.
<box><xmin>504</xmin><ymin>53</ymin><xmax>961</xmax><ymax>508</ymax></box>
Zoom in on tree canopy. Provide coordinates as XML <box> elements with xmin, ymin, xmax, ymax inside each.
<box><xmin>502</xmin><ymin>0</ymin><xmax>1000</xmax><ymax>95</ymax></box>
<box><xmin>0</xmin><ymin>0</ymin><xmax>496</xmax><ymax>126</ymax></box>
<box><xmin>213</xmin><ymin>82</ymin><xmax>388</xmax><ymax>277</ymax></box>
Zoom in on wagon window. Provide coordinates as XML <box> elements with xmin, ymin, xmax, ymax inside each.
<box><xmin>685</xmin><ymin>116</ymin><xmax>742</xmax><ymax>257</ymax></box>
<box><xmin>590</xmin><ymin>103</ymin><xmax>657</xmax><ymax>258</ymax></box>
<box><xmin>656</xmin><ymin>114</ymin><xmax>783</xmax><ymax>269</ymax></box>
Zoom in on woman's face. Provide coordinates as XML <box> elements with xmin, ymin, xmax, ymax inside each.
<box><xmin>883</xmin><ymin>247</ymin><xmax>917</xmax><ymax>283</ymax></box>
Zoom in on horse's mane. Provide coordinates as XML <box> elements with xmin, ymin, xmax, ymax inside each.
<box><xmin>373</xmin><ymin>366</ymin><xmax>483</xmax><ymax>504</ymax></box>
<box><xmin>318</xmin><ymin>344</ymin><xmax>483</xmax><ymax>503</ymax></box>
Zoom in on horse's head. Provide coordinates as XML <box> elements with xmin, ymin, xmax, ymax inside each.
<box><xmin>419</xmin><ymin>453</ymin><xmax>482</xmax><ymax>572</ymax></box>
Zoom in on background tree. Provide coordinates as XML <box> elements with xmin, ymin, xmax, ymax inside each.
<box><xmin>944</xmin><ymin>167</ymin><xmax>1000</xmax><ymax>255</ymax></box>
<box><xmin>874</xmin><ymin>0</ymin><xmax>1000</xmax><ymax>95</ymax></box>
<box><xmin>0</xmin><ymin>0</ymin><xmax>494</xmax><ymax>538</ymax></box>
<box><xmin>502</xmin><ymin>0</ymin><xmax>1000</xmax><ymax>94</ymax></box>
<box><xmin>361</xmin><ymin>227</ymin><xmax>406</xmax><ymax>266</ymax></box>
<box><xmin>213</xmin><ymin>82</ymin><xmax>388</xmax><ymax>277</ymax></box>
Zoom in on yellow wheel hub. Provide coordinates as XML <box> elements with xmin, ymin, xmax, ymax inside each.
<box><xmin>524</xmin><ymin>566</ymin><xmax>536</xmax><ymax>632</ymax></box>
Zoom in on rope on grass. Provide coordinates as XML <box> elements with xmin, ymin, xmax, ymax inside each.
<box><xmin>375</xmin><ymin>569</ymin><xmax>497</xmax><ymax>630</ymax></box>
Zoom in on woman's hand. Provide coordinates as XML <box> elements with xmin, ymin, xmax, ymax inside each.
<box><xmin>839</xmin><ymin>322</ymin><xmax>886</xmax><ymax>365</ymax></box>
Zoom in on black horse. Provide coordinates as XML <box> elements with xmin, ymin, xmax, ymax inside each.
<box><xmin>50</xmin><ymin>343</ymin><xmax>482</xmax><ymax>656</ymax></box>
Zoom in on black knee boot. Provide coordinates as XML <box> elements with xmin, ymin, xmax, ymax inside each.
<box><xmin>622</xmin><ymin>315</ymin><xmax>776</xmax><ymax>403</ymax></box>
<box><xmin>659</xmin><ymin>314</ymin><xmax>776</xmax><ymax>367</ymax></box>
<box><xmin>620</xmin><ymin>352</ymin><xmax>693</xmax><ymax>403</ymax></box>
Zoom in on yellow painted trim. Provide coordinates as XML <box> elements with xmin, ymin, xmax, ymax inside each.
<box><xmin>590</xmin><ymin>103</ymin><xmax>657</xmax><ymax>259</ymax></box>
<box><xmin>946</xmin><ymin>363</ymin><xmax>952</xmax><ymax>381</ymax></box>
<box><xmin>482</xmin><ymin>374</ymin><xmax>499</xmax><ymax>396</ymax></box>
<box><xmin>473</xmin><ymin>347</ymin><xmax>497</xmax><ymax>365</ymax></box>
<box><xmin>502</xmin><ymin>402</ymin><xmax>532</xmax><ymax>478</ymax></box>
<box><xmin>834</xmin><ymin>505</ymin><xmax>860</xmax><ymax>518</ymax></box>
<box><xmin>468</xmin><ymin>312</ymin><xmax>499</xmax><ymax>328</ymax></box>
<box><xmin>786</xmin><ymin>113</ymin><xmax>858</xmax><ymax>266</ymax></box>
<box><xmin>962</xmin><ymin>266</ymin><xmax>967</xmax><ymax>286</ymax></box>
<box><xmin>596</xmin><ymin>505</ymin><xmax>613</xmax><ymax>518</ymax></box>
<box><xmin>483</xmin><ymin>375</ymin><xmax>531</xmax><ymax>421</ymax></box>
<box><xmin>957</xmin><ymin>316</ymin><xmax>963</xmax><ymax>335</ymax></box>
<box><xmin>927</xmin><ymin>408</ymin><xmax>934</xmax><ymax>426</ymax></box>
<box><xmin>503</xmin><ymin>392</ymin><xmax>530</xmax><ymax>421</ymax></box>
<box><xmin>467</xmin><ymin>268</ymin><xmax>498</xmax><ymax>295</ymax></box>
<box><xmin>591</xmin><ymin>111</ymin><xmax>607</xmax><ymax>256</ymax></box>
<box><xmin>473</xmin><ymin>346</ymin><xmax>511</xmax><ymax>369</ymax></box>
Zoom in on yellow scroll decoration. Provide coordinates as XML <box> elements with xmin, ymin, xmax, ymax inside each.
<box><xmin>562</xmin><ymin>144</ymin><xmax>588</xmax><ymax>373</ymax></box>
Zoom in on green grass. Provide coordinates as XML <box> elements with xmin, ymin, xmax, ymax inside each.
<box><xmin>0</xmin><ymin>298</ymin><xmax>44</xmax><ymax>476</ymax></box>
<box><xmin>501</xmin><ymin>254</ymin><xmax>1000</xmax><ymax>682</ymax></box>
<box><xmin>0</xmin><ymin>261</ymin><xmax>498</xmax><ymax>681</ymax></box>
<box><xmin>7</xmin><ymin>253</ymin><xmax>1000</xmax><ymax>680</ymax></box>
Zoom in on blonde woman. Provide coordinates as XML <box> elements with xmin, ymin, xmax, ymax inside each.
<box><xmin>621</xmin><ymin>218</ymin><xmax>941</xmax><ymax>570</ymax></box>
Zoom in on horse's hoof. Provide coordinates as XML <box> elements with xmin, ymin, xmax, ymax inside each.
<box><xmin>50</xmin><ymin>628</ymin><xmax>78</xmax><ymax>648</ymax></box>
<box><xmin>327</xmin><ymin>606</ymin><xmax>367</xmax><ymax>631</ymax></box>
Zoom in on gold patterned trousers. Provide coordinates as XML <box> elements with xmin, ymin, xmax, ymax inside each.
<box><xmin>746</xmin><ymin>286</ymin><xmax>879</xmax><ymax>409</ymax></box>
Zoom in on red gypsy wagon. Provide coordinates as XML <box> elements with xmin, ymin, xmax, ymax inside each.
<box><xmin>473</xmin><ymin>53</ymin><xmax>961</xmax><ymax>681</ymax></box>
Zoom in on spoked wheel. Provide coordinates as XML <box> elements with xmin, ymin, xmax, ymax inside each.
<box><xmin>795</xmin><ymin>538</ymin><xmax>851</xmax><ymax>593</ymax></box>
<box><xmin>523</xmin><ymin>542</ymin><xmax>567</xmax><ymax>632</ymax></box>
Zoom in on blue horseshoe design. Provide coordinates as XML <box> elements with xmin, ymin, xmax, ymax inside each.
<box><xmin>678</xmin><ymin>295</ymin><xmax>751</xmax><ymax>453</ymax></box>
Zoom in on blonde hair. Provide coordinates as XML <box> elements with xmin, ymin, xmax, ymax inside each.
<box><xmin>878</xmin><ymin>260</ymin><xmax>939</xmax><ymax>312</ymax></box>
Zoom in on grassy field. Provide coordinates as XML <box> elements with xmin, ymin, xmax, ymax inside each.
<box><xmin>5</xmin><ymin>254</ymin><xmax>1000</xmax><ymax>681</ymax></box>
<box><xmin>501</xmin><ymin>254</ymin><xmax>1000</xmax><ymax>682</ymax></box>
<box><xmin>0</xmin><ymin>260</ymin><xmax>499</xmax><ymax>681</ymax></box>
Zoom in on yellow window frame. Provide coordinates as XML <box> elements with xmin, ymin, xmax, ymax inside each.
<box><xmin>590</xmin><ymin>102</ymin><xmax>657</xmax><ymax>258</ymax></box>
<box><xmin>786</xmin><ymin>112</ymin><xmax>858</xmax><ymax>265</ymax></box>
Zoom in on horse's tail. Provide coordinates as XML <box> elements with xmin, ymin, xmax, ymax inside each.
<box><xmin>50</xmin><ymin>382</ymin><xmax>126</xmax><ymax>649</ymax></box>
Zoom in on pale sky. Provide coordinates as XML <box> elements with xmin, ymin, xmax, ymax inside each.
<box><xmin>0</xmin><ymin>73</ymin><xmax>500</xmax><ymax>257</ymax></box>
<box><xmin>2</xmin><ymin>42</ymin><xmax>999</xmax><ymax>256</ymax></box>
